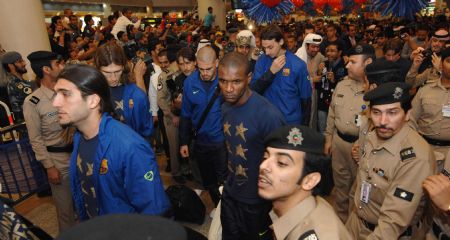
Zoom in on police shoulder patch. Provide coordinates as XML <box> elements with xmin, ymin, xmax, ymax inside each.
<box><xmin>394</xmin><ymin>187</ymin><xmax>414</xmax><ymax>202</ymax></box>
<box><xmin>400</xmin><ymin>147</ymin><xmax>416</xmax><ymax>161</ymax></box>
<box><xmin>157</xmin><ymin>81</ymin><xmax>163</xmax><ymax>91</ymax></box>
<box><xmin>30</xmin><ymin>96</ymin><xmax>40</xmax><ymax>104</ymax></box>
<box><xmin>298</xmin><ymin>230</ymin><xmax>319</xmax><ymax>240</ymax></box>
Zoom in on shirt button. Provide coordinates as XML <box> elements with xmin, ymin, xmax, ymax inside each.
<box><xmin>346</xmin><ymin>121</ymin><xmax>350</xmax><ymax>125</ymax></box>
<box><xmin>373</xmin><ymin>183</ymin><xmax>377</xmax><ymax>187</ymax></box>
<box><xmin>359</xmin><ymin>206</ymin><xmax>362</xmax><ymax>209</ymax></box>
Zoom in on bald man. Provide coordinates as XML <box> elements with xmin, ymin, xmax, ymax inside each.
<box><xmin>179</xmin><ymin>46</ymin><xmax>227</xmax><ymax>207</ymax></box>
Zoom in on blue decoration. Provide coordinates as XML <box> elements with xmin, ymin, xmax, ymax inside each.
<box><xmin>342</xmin><ymin>0</ymin><xmax>356</xmax><ymax>14</ymax></box>
<box><xmin>301</xmin><ymin>0</ymin><xmax>317</xmax><ymax>16</ymax></box>
<box><xmin>241</xmin><ymin>0</ymin><xmax>294</xmax><ymax>24</ymax></box>
<box><xmin>372</xmin><ymin>0</ymin><xmax>428</xmax><ymax>19</ymax></box>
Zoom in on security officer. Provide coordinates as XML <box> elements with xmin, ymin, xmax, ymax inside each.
<box><xmin>1</xmin><ymin>51</ymin><xmax>34</xmax><ymax>122</ymax></box>
<box><xmin>410</xmin><ymin>47</ymin><xmax>450</xmax><ymax>240</ymax></box>
<box><xmin>346</xmin><ymin>82</ymin><xmax>435</xmax><ymax>239</ymax></box>
<box><xmin>23</xmin><ymin>51</ymin><xmax>75</xmax><ymax>232</ymax></box>
<box><xmin>324</xmin><ymin>44</ymin><xmax>374</xmax><ymax>223</ymax></box>
<box><xmin>259</xmin><ymin>125</ymin><xmax>352</xmax><ymax>240</ymax></box>
<box><xmin>157</xmin><ymin>48</ymin><xmax>184</xmax><ymax>182</ymax></box>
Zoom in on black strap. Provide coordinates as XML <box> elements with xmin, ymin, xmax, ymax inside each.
<box><xmin>423</xmin><ymin>136</ymin><xmax>450</xmax><ymax>147</ymax></box>
<box><xmin>193</xmin><ymin>87</ymin><xmax>220</xmax><ymax>137</ymax></box>
<box><xmin>433</xmin><ymin>221</ymin><xmax>450</xmax><ymax>240</ymax></box>
<box><xmin>337</xmin><ymin>130</ymin><xmax>358</xmax><ymax>143</ymax></box>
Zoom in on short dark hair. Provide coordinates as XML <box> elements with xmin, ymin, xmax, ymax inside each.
<box><xmin>383</xmin><ymin>39</ymin><xmax>403</xmax><ymax>54</ymax></box>
<box><xmin>69</xmin><ymin>15</ymin><xmax>78</xmax><ymax>21</ymax></box>
<box><xmin>84</xmin><ymin>15</ymin><xmax>93</xmax><ymax>24</ymax></box>
<box><xmin>208</xmin><ymin>7</ymin><xmax>213</xmax><ymax>11</ymax></box>
<box><xmin>122</xmin><ymin>8</ymin><xmax>130</xmax><ymax>14</ymax></box>
<box><xmin>261</xmin><ymin>24</ymin><xmax>284</xmax><ymax>42</ymax></box>
<box><xmin>117</xmin><ymin>31</ymin><xmax>126</xmax><ymax>40</ymax></box>
<box><xmin>298</xmin><ymin>152</ymin><xmax>332</xmax><ymax>196</ymax></box>
<box><xmin>108</xmin><ymin>15</ymin><xmax>116</xmax><ymax>23</ymax></box>
<box><xmin>57</xmin><ymin>64</ymin><xmax>113</xmax><ymax>114</ymax></box>
<box><xmin>327</xmin><ymin>42</ymin><xmax>343</xmax><ymax>52</ymax></box>
<box><xmin>177</xmin><ymin>47</ymin><xmax>196</xmax><ymax>63</ymax></box>
<box><xmin>219</xmin><ymin>52</ymin><xmax>250</xmax><ymax>75</ymax></box>
<box><xmin>51</xmin><ymin>16</ymin><xmax>61</xmax><ymax>25</ymax></box>
<box><xmin>157</xmin><ymin>49</ymin><xmax>168</xmax><ymax>59</ymax></box>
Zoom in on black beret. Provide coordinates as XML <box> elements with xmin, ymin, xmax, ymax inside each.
<box><xmin>57</xmin><ymin>214</ymin><xmax>187</xmax><ymax>240</ymax></box>
<box><xmin>264</xmin><ymin>125</ymin><xmax>324</xmax><ymax>155</ymax></box>
<box><xmin>441</xmin><ymin>47</ymin><xmax>450</xmax><ymax>61</ymax></box>
<box><xmin>27</xmin><ymin>51</ymin><xmax>59</xmax><ymax>63</ymax></box>
<box><xmin>1</xmin><ymin>51</ymin><xmax>22</xmax><ymax>64</ymax></box>
<box><xmin>363</xmin><ymin>82</ymin><xmax>411</xmax><ymax>106</ymax></box>
<box><xmin>365</xmin><ymin>58</ymin><xmax>403</xmax><ymax>85</ymax></box>
<box><xmin>348</xmin><ymin>44</ymin><xmax>375</xmax><ymax>57</ymax></box>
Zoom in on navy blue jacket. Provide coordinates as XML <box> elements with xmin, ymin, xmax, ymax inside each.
<box><xmin>122</xmin><ymin>83</ymin><xmax>153</xmax><ymax>137</ymax></box>
<box><xmin>251</xmin><ymin>51</ymin><xmax>312</xmax><ymax>124</ymax></box>
<box><xmin>179</xmin><ymin>70</ymin><xmax>224</xmax><ymax>145</ymax></box>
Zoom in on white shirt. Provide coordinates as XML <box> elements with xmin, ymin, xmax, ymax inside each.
<box><xmin>148</xmin><ymin>63</ymin><xmax>162</xmax><ymax>116</ymax></box>
<box><xmin>111</xmin><ymin>15</ymin><xmax>141</xmax><ymax>39</ymax></box>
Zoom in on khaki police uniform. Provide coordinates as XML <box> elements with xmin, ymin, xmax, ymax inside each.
<box><xmin>405</xmin><ymin>67</ymin><xmax>441</xmax><ymax>88</ymax></box>
<box><xmin>270</xmin><ymin>196</ymin><xmax>352</xmax><ymax>240</ymax></box>
<box><xmin>409</xmin><ymin>79</ymin><xmax>450</xmax><ymax>240</ymax></box>
<box><xmin>22</xmin><ymin>85</ymin><xmax>75</xmax><ymax>232</ymax></box>
<box><xmin>325</xmin><ymin>76</ymin><xmax>367</xmax><ymax>222</ymax></box>
<box><xmin>157</xmin><ymin>63</ymin><xmax>182</xmax><ymax>177</ymax></box>
<box><xmin>346</xmin><ymin>124</ymin><xmax>435</xmax><ymax>240</ymax></box>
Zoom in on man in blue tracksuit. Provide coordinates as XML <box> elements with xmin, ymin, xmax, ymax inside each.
<box><xmin>179</xmin><ymin>46</ymin><xmax>227</xmax><ymax>206</ymax></box>
<box><xmin>121</xmin><ymin>83</ymin><xmax>153</xmax><ymax>138</ymax></box>
<box><xmin>52</xmin><ymin>65</ymin><xmax>170</xmax><ymax>220</ymax></box>
<box><xmin>251</xmin><ymin>24</ymin><xmax>312</xmax><ymax>125</ymax></box>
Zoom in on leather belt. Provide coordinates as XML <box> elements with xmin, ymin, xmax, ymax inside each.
<box><xmin>46</xmin><ymin>145</ymin><xmax>73</xmax><ymax>153</ymax></box>
<box><xmin>359</xmin><ymin>217</ymin><xmax>414</xmax><ymax>237</ymax></box>
<box><xmin>433</xmin><ymin>221</ymin><xmax>450</xmax><ymax>240</ymax></box>
<box><xmin>423</xmin><ymin>136</ymin><xmax>450</xmax><ymax>147</ymax></box>
<box><xmin>337</xmin><ymin>130</ymin><xmax>358</xmax><ymax>143</ymax></box>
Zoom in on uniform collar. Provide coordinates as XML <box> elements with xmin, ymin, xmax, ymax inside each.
<box><xmin>343</xmin><ymin>76</ymin><xmax>366</xmax><ymax>94</ymax></box>
<box><xmin>270</xmin><ymin>196</ymin><xmax>316</xmax><ymax>240</ymax></box>
<box><xmin>367</xmin><ymin>123</ymin><xmax>411</xmax><ymax>155</ymax></box>
<box><xmin>40</xmin><ymin>85</ymin><xmax>55</xmax><ymax>100</ymax></box>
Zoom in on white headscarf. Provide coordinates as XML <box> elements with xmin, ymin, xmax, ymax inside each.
<box><xmin>295</xmin><ymin>33</ymin><xmax>323</xmax><ymax>63</ymax></box>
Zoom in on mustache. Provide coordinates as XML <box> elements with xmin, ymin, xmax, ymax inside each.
<box><xmin>375</xmin><ymin>125</ymin><xmax>393</xmax><ymax>131</ymax></box>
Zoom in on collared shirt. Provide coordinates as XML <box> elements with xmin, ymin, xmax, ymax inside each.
<box><xmin>354</xmin><ymin>124</ymin><xmax>434</xmax><ymax>239</ymax></box>
<box><xmin>325</xmin><ymin>77</ymin><xmax>367</xmax><ymax>138</ymax></box>
<box><xmin>23</xmin><ymin>85</ymin><xmax>71</xmax><ymax>171</ymax></box>
<box><xmin>410</xmin><ymin>78</ymin><xmax>450</xmax><ymax>141</ymax></box>
<box><xmin>270</xmin><ymin>196</ymin><xmax>351</xmax><ymax>240</ymax></box>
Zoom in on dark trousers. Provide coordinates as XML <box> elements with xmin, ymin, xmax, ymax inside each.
<box><xmin>158</xmin><ymin>109</ymin><xmax>170</xmax><ymax>162</ymax></box>
<box><xmin>193</xmin><ymin>141</ymin><xmax>227</xmax><ymax>206</ymax></box>
<box><xmin>221</xmin><ymin>190</ymin><xmax>273</xmax><ymax>240</ymax></box>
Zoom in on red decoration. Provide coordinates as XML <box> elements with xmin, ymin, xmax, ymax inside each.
<box><xmin>313</xmin><ymin>0</ymin><xmax>328</xmax><ymax>8</ymax></box>
<box><xmin>260</xmin><ymin>0</ymin><xmax>281</xmax><ymax>8</ymax></box>
<box><xmin>354</xmin><ymin>0</ymin><xmax>366</xmax><ymax>4</ymax></box>
<box><xmin>328</xmin><ymin>0</ymin><xmax>342</xmax><ymax>10</ymax></box>
<box><xmin>291</xmin><ymin>0</ymin><xmax>304</xmax><ymax>7</ymax></box>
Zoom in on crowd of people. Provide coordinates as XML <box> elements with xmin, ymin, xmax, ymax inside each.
<box><xmin>0</xmin><ymin>5</ymin><xmax>449</xmax><ymax>239</ymax></box>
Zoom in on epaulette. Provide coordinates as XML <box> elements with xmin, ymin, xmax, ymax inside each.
<box><xmin>29</xmin><ymin>96</ymin><xmax>40</xmax><ymax>105</ymax></box>
<box><xmin>400</xmin><ymin>147</ymin><xmax>416</xmax><ymax>161</ymax></box>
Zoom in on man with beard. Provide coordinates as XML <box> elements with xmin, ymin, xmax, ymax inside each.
<box><xmin>23</xmin><ymin>51</ymin><xmax>75</xmax><ymax>232</ymax></box>
<box><xmin>259</xmin><ymin>125</ymin><xmax>351</xmax><ymax>240</ymax></box>
<box><xmin>251</xmin><ymin>25</ymin><xmax>312</xmax><ymax>125</ymax></box>
<box><xmin>1</xmin><ymin>51</ymin><xmax>34</xmax><ymax>122</ymax></box>
<box><xmin>296</xmin><ymin>33</ymin><xmax>326</xmax><ymax>129</ymax></box>
<box><xmin>346</xmin><ymin>82</ymin><xmax>434</xmax><ymax>239</ymax></box>
<box><xmin>406</xmin><ymin>29</ymin><xmax>449</xmax><ymax>88</ymax></box>
<box><xmin>219</xmin><ymin>52</ymin><xmax>285</xmax><ymax>239</ymax></box>
<box><xmin>179</xmin><ymin>46</ymin><xmax>227</xmax><ymax>207</ymax></box>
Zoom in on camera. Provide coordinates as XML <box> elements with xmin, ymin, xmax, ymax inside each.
<box><xmin>421</xmin><ymin>49</ymin><xmax>433</xmax><ymax>60</ymax></box>
<box><xmin>254</xmin><ymin>48</ymin><xmax>264</xmax><ymax>57</ymax></box>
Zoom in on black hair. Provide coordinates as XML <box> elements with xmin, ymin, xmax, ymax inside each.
<box><xmin>84</xmin><ymin>15</ymin><xmax>93</xmax><ymax>25</ymax></box>
<box><xmin>122</xmin><ymin>8</ymin><xmax>130</xmax><ymax>14</ymax></box>
<box><xmin>108</xmin><ymin>15</ymin><xmax>116</xmax><ymax>23</ymax></box>
<box><xmin>219</xmin><ymin>52</ymin><xmax>250</xmax><ymax>75</ymax></box>
<box><xmin>51</xmin><ymin>16</ymin><xmax>61</xmax><ymax>25</ymax></box>
<box><xmin>327</xmin><ymin>41</ymin><xmax>343</xmax><ymax>52</ymax></box>
<box><xmin>117</xmin><ymin>31</ymin><xmax>126</xmax><ymax>40</ymax></box>
<box><xmin>157</xmin><ymin>49</ymin><xmax>168</xmax><ymax>58</ymax></box>
<box><xmin>57</xmin><ymin>64</ymin><xmax>113</xmax><ymax>114</ymax></box>
<box><xmin>177</xmin><ymin>47</ymin><xmax>196</xmax><ymax>63</ymax></box>
<box><xmin>261</xmin><ymin>24</ymin><xmax>284</xmax><ymax>42</ymax></box>
<box><xmin>383</xmin><ymin>38</ymin><xmax>403</xmax><ymax>54</ymax></box>
<box><xmin>208</xmin><ymin>7</ymin><xmax>213</xmax><ymax>11</ymax></box>
<box><xmin>297</xmin><ymin>152</ymin><xmax>333</xmax><ymax>196</ymax></box>
<box><xmin>30</xmin><ymin>58</ymin><xmax>54</xmax><ymax>79</ymax></box>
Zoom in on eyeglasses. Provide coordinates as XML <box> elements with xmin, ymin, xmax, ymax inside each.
<box><xmin>101</xmin><ymin>68</ymin><xmax>123</xmax><ymax>78</ymax></box>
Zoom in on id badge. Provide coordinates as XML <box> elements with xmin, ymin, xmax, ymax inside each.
<box><xmin>360</xmin><ymin>181</ymin><xmax>371</xmax><ymax>204</ymax></box>
<box><xmin>442</xmin><ymin>105</ymin><xmax>450</xmax><ymax>118</ymax></box>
